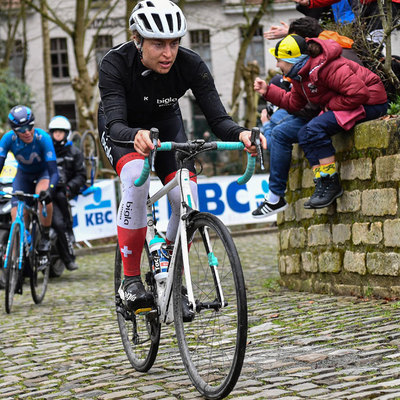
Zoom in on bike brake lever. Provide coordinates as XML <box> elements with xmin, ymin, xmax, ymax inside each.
<box><xmin>41</xmin><ymin>200</ymin><xmax>48</xmax><ymax>217</ymax></box>
<box><xmin>250</xmin><ymin>127</ymin><xmax>265</xmax><ymax>171</ymax></box>
<box><xmin>149</xmin><ymin>127</ymin><xmax>159</xmax><ymax>172</ymax></box>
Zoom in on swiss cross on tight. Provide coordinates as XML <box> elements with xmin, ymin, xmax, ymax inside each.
<box><xmin>121</xmin><ymin>245</ymin><xmax>132</xmax><ymax>258</ymax></box>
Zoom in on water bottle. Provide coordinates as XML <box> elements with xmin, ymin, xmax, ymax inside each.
<box><xmin>149</xmin><ymin>235</ymin><xmax>169</xmax><ymax>300</ymax></box>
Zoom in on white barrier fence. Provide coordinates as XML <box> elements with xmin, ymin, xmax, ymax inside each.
<box><xmin>71</xmin><ymin>174</ymin><xmax>275</xmax><ymax>242</ymax></box>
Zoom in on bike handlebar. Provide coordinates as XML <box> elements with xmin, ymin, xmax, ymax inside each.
<box><xmin>134</xmin><ymin>141</ymin><xmax>256</xmax><ymax>187</ymax></box>
<box><xmin>0</xmin><ymin>190</ymin><xmax>48</xmax><ymax>217</ymax></box>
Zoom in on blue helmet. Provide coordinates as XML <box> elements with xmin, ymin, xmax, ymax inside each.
<box><xmin>8</xmin><ymin>105</ymin><xmax>35</xmax><ymax>130</ymax></box>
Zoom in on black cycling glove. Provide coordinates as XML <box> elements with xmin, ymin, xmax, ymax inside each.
<box><xmin>39</xmin><ymin>189</ymin><xmax>52</xmax><ymax>205</ymax></box>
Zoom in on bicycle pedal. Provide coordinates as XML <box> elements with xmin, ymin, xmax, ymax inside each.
<box><xmin>37</xmin><ymin>256</ymin><xmax>49</xmax><ymax>271</ymax></box>
<box><xmin>135</xmin><ymin>307</ymin><xmax>152</xmax><ymax>315</ymax></box>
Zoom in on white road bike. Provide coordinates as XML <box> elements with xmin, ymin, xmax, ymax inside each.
<box><xmin>114</xmin><ymin>128</ymin><xmax>262</xmax><ymax>399</ymax></box>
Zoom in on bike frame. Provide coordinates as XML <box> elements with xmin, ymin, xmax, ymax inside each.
<box><xmin>3</xmin><ymin>194</ymin><xmax>43</xmax><ymax>271</ymax></box>
<box><xmin>145</xmin><ymin>167</ymin><xmax>199</xmax><ymax>324</ymax></box>
<box><xmin>135</xmin><ymin>138</ymin><xmax>257</xmax><ymax>324</ymax></box>
<box><xmin>3</xmin><ymin>200</ymin><xmax>28</xmax><ymax>271</ymax></box>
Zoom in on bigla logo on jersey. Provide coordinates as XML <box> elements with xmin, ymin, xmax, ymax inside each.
<box><xmin>157</xmin><ymin>97</ymin><xmax>177</xmax><ymax>107</ymax></box>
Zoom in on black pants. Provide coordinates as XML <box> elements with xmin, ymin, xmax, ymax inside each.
<box><xmin>52</xmin><ymin>190</ymin><xmax>75</xmax><ymax>265</ymax></box>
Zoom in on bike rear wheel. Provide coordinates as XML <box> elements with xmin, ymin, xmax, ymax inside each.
<box><xmin>80</xmin><ymin>130</ymin><xmax>99</xmax><ymax>185</ymax></box>
<box><xmin>69</xmin><ymin>131</ymin><xmax>81</xmax><ymax>148</ymax></box>
<box><xmin>114</xmin><ymin>241</ymin><xmax>160</xmax><ymax>372</ymax></box>
<box><xmin>173</xmin><ymin>212</ymin><xmax>247</xmax><ymax>399</ymax></box>
<box><xmin>30</xmin><ymin>220</ymin><xmax>50</xmax><ymax>304</ymax></box>
<box><xmin>5</xmin><ymin>224</ymin><xmax>21</xmax><ymax>314</ymax></box>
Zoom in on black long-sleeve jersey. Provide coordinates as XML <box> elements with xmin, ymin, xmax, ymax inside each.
<box><xmin>98</xmin><ymin>41</ymin><xmax>245</xmax><ymax>145</ymax></box>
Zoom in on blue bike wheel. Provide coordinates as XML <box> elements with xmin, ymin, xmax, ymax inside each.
<box><xmin>5</xmin><ymin>224</ymin><xmax>21</xmax><ymax>314</ymax></box>
<box><xmin>30</xmin><ymin>220</ymin><xmax>50</xmax><ymax>304</ymax></box>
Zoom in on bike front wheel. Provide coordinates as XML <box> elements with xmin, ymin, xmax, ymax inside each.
<box><xmin>5</xmin><ymin>224</ymin><xmax>21</xmax><ymax>314</ymax></box>
<box><xmin>173</xmin><ymin>212</ymin><xmax>248</xmax><ymax>399</ymax></box>
<box><xmin>114</xmin><ymin>242</ymin><xmax>160</xmax><ymax>372</ymax></box>
<box><xmin>30</xmin><ymin>221</ymin><xmax>50</xmax><ymax>304</ymax></box>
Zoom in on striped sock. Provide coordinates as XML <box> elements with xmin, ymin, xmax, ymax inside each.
<box><xmin>320</xmin><ymin>162</ymin><xmax>336</xmax><ymax>177</ymax></box>
<box><xmin>313</xmin><ymin>166</ymin><xmax>321</xmax><ymax>178</ymax></box>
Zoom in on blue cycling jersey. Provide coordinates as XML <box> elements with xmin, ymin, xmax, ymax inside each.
<box><xmin>0</xmin><ymin>128</ymin><xmax>56</xmax><ymax>173</ymax></box>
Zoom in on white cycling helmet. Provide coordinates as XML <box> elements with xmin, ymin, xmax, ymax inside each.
<box><xmin>48</xmin><ymin>115</ymin><xmax>71</xmax><ymax>134</ymax></box>
<box><xmin>48</xmin><ymin>116</ymin><xmax>72</xmax><ymax>148</ymax></box>
<box><xmin>129</xmin><ymin>0</ymin><xmax>187</xmax><ymax>39</ymax></box>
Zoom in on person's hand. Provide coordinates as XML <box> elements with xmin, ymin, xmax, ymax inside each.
<box><xmin>293</xmin><ymin>0</ymin><xmax>310</xmax><ymax>6</ymax></box>
<box><xmin>264</xmin><ymin>22</ymin><xmax>289</xmax><ymax>40</ymax></box>
<box><xmin>134</xmin><ymin>129</ymin><xmax>160</xmax><ymax>157</ymax></box>
<box><xmin>260</xmin><ymin>109</ymin><xmax>270</xmax><ymax>125</ymax></box>
<box><xmin>65</xmin><ymin>185</ymin><xmax>72</xmax><ymax>199</ymax></box>
<box><xmin>254</xmin><ymin>77</ymin><xmax>268</xmax><ymax>96</ymax></box>
<box><xmin>239</xmin><ymin>130</ymin><xmax>267</xmax><ymax>156</ymax></box>
<box><xmin>39</xmin><ymin>189</ymin><xmax>52</xmax><ymax>205</ymax></box>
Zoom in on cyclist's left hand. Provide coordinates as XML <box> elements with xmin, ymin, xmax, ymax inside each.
<box><xmin>239</xmin><ymin>130</ymin><xmax>267</xmax><ymax>155</ymax></box>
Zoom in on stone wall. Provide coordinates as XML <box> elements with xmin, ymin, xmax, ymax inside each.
<box><xmin>277</xmin><ymin>117</ymin><xmax>400</xmax><ymax>298</ymax></box>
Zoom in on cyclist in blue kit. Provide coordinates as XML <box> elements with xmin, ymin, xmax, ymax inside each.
<box><xmin>0</xmin><ymin>105</ymin><xmax>59</xmax><ymax>253</ymax></box>
<box><xmin>98</xmin><ymin>0</ymin><xmax>266</xmax><ymax>313</ymax></box>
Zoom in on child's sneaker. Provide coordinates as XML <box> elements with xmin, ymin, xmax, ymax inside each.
<box><xmin>252</xmin><ymin>197</ymin><xmax>288</xmax><ymax>218</ymax></box>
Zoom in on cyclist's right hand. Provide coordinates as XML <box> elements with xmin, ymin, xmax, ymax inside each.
<box><xmin>134</xmin><ymin>129</ymin><xmax>160</xmax><ymax>157</ymax></box>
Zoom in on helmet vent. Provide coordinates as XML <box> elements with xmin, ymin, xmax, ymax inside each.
<box><xmin>152</xmin><ymin>13</ymin><xmax>163</xmax><ymax>31</ymax></box>
<box><xmin>176</xmin><ymin>12</ymin><xmax>181</xmax><ymax>30</ymax></box>
<box><xmin>166</xmin><ymin>14</ymin><xmax>173</xmax><ymax>32</ymax></box>
<box><xmin>138</xmin><ymin>13</ymin><xmax>151</xmax><ymax>30</ymax></box>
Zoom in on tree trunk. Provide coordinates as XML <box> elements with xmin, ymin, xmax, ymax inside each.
<box><xmin>71</xmin><ymin>0</ymin><xmax>94</xmax><ymax>132</ymax></box>
<box><xmin>126</xmin><ymin>0</ymin><xmax>137</xmax><ymax>41</ymax></box>
<box><xmin>378</xmin><ymin>0</ymin><xmax>399</xmax><ymax>90</ymax></box>
<box><xmin>0</xmin><ymin>2</ymin><xmax>22</xmax><ymax>70</ymax></box>
<box><xmin>230</xmin><ymin>0</ymin><xmax>270</xmax><ymax>123</ymax></box>
<box><xmin>21</xmin><ymin>0</ymin><xmax>28</xmax><ymax>81</ymax></box>
<box><xmin>40</xmin><ymin>0</ymin><xmax>53</xmax><ymax>125</ymax></box>
<box><xmin>243</xmin><ymin>61</ymin><xmax>260</xmax><ymax>129</ymax></box>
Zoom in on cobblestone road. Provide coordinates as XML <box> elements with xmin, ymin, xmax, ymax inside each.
<box><xmin>1</xmin><ymin>232</ymin><xmax>400</xmax><ymax>399</ymax></box>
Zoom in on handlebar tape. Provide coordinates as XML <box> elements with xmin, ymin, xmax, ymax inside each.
<box><xmin>134</xmin><ymin>157</ymin><xmax>151</xmax><ymax>187</ymax></box>
<box><xmin>134</xmin><ymin>142</ymin><xmax>255</xmax><ymax>187</ymax></box>
<box><xmin>237</xmin><ymin>153</ymin><xmax>256</xmax><ymax>185</ymax></box>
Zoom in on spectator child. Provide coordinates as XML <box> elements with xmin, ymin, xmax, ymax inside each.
<box><xmin>254</xmin><ymin>34</ymin><xmax>387</xmax><ymax>209</ymax></box>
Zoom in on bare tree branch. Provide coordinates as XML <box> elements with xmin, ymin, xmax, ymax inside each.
<box><xmin>24</xmin><ymin>0</ymin><xmax>73</xmax><ymax>35</ymax></box>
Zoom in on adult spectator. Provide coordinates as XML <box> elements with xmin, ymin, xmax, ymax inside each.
<box><xmin>293</xmin><ymin>0</ymin><xmax>400</xmax><ymax>45</ymax></box>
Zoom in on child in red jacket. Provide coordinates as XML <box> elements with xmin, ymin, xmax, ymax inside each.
<box><xmin>254</xmin><ymin>34</ymin><xmax>388</xmax><ymax>209</ymax></box>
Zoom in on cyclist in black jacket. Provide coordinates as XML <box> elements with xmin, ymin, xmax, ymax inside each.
<box><xmin>98</xmin><ymin>0</ymin><xmax>266</xmax><ymax>313</ymax></box>
<box><xmin>48</xmin><ymin>116</ymin><xmax>86</xmax><ymax>272</ymax></box>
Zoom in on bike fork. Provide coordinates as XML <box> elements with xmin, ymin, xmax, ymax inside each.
<box><xmin>200</xmin><ymin>226</ymin><xmax>225</xmax><ymax>310</ymax></box>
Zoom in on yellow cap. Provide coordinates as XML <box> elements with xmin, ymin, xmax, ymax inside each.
<box><xmin>269</xmin><ymin>34</ymin><xmax>307</xmax><ymax>59</ymax></box>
